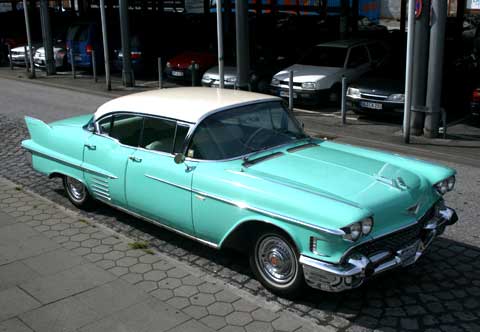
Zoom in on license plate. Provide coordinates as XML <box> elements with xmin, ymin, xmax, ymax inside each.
<box><xmin>280</xmin><ymin>90</ymin><xmax>297</xmax><ymax>98</ymax></box>
<box><xmin>172</xmin><ymin>71</ymin><xmax>184</xmax><ymax>77</ymax></box>
<box><xmin>397</xmin><ymin>241</ymin><xmax>420</xmax><ymax>266</ymax></box>
<box><xmin>74</xmin><ymin>55</ymin><xmax>82</xmax><ymax>61</ymax></box>
<box><xmin>360</xmin><ymin>101</ymin><xmax>382</xmax><ymax>110</ymax></box>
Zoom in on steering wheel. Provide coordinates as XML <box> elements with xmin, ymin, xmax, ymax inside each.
<box><xmin>244</xmin><ymin>127</ymin><xmax>269</xmax><ymax>150</ymax></box>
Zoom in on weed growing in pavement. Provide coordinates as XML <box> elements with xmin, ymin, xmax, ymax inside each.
<box><xmin>143</xmin><ymin>249</ymin><xmax>155</xmax><ymax>255</ymax></box>
<box><xmin>15</xmin><ymin>186</ymin><xmax>22</xmax><ymax>191</ymax></box>
<box><xmin>128</xmin><ymin>241</ymin><xmax>150</xmax><ymax>250</ymax></box>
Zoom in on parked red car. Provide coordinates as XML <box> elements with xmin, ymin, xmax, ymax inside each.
<box><xmin>165</xmin><ymin>51</ymin><xmax>216</xmax><ymax>85</ymax></box>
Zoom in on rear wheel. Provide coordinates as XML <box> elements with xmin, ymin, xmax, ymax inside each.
<box><xmin>63</xmin><ymin>176</ymin><xmax>94</xmax><ymax>209</ymax></box>
<box><xmin>249</xmin><ymin>230</ymin><xmax>305</xmax><ymax>297</ymax></box>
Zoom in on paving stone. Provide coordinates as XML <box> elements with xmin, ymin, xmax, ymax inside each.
<box><xmin>232</xmin><ymin>299</ymin><xmax>258</xmax><ymax>313</ymax></box>
<box><xmin>175</xmin><ymin>285</ymin><xmax>199</xmax><ymax>298</ymax></box>
<box><xmin>103</xmin><ymin>250</ymin><xmax>125</xmax><ymax>261</ymax></box>
<box><xmin>167</xmin><ymin>267</ymin><xmax>190</xmax><ymax>278</ymax></box>
<box><xmin>96</xmin><ymin>259</ymin><xmax>115</xmax><ymax>270</ymax></box>
<box><xmin>226</xmin><ymin>312</ymin><xmax>254</xmax><ymax>327</ymax></box>
<box><xmin>208</xmin><ymin>302</ymin><xmax>235</xmax><ymax>316</ymax></box>
<box><xmin>251</xmin><ymin>308</ymin><xmax>280</xmax><ymax>322</ymax></box>
<box><xmin>151</xmin><ymin>288</ymin><xmax>174</xmax><ymax>301</ymax></box>
<box><xmin>0</xmin><ymin>287</ymin><xmax>41</xmax><ymax>321</ymax></box>
<box><xmin>91</xmin><ymin>245</ymin><xmax>112</xmax><ymax>254</ymax></box>
<box><xmin>121</xmin><ymin>272</ymin><xmax>143</xmax><ymax>284</ymax></box>
<box><xmin>153</xmin><ymin>260</ymin><xmax>176</xmax><ymax>271</ymax></box>
<box><xmin>135</xmin><ymin>280</ymin><xmax>158</xmax><ymax>293</ymax></box>
<box><xmin>198</xmin><ymin>282</ymin><xmax>224</xmax><ymax>294</ymax></box>
<box><xmin>191</xmin><ymin>293</ymin><xmax>216</xmax><ymax>306</ymax></box>
<box><xmin>215</xmin><ymin>289</ymin><xmax>241</xmax><ymax>303</ymax></box>
<box><xmin>0</xmin><ymin>318</ymin><xmax>34</xmax><ymax>332</ymax></box>
<box><xmin>245</xmin><ymin>321</ymin><xmax>274</xmax><ymax>332</ymax></box>
<box><xmin>158</xmin><ymin>277</ymin><xmax>182</xmax><ymax>289</ymax></box>
<box><xmin>181</xmin><ymin>275</ymin><xmax>205</xmax><ymax>286</ymax></box>
<box><xmin>116</xmin><ymin>256</ymin><xmax>138</xmax><ymax>267</ymax></box>
<box><xmin>167</xmin><ymin>297</ymin><xmax>191</xmax><ymax>310</ymax></box>
<box><xmin>201</xmin><ymin>314</ymin><xmax>228</xmax><ymax>330</ymax></box>
<box><xmin>139</xmin><ymin>254</ymin><xmax>162</xmax><ymax>264</ymax></box>
<box><xmin>218</xmin><ymin>326</ymin><xmax>245</xmax><ymax>332</ymax></box>
<box><xmin>144</xmin><ymin>270</ymin><xmax>167</xmax><ymax>281</ymax></box>
<box><xmin>183</xmin><ymin>305</ymin><xmax>209</xmax><ymax>319</ymax></box>
<box><xmin>126</xmin><ymin>249</ymin><xmax>145</xmax><ymax>258</ymax></box>
<box><xmin>271</xmin><ymin>314</ymin><xmax>303</xmax><ymax>332</ymax></box>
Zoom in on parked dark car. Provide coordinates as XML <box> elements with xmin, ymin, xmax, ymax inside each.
<box><xmin>66</xmin><ymin>23</ymin><xmax>102</xmax><ymax>69</ymax></box>
<box><xmin>471</xmin><ymin>87</ymin><xmax>480</xmax><ymax>115</ymax></box>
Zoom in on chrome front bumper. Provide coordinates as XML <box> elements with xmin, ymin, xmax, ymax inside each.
<box><xmin>300</xmin><ymin>205</ymin><xmax>458</xmax><ymax>292</ymax></box>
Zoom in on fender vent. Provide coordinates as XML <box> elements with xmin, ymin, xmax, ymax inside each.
<box><xmin>91</xmin><ymin>177</ymin><xmax>111</xmax><ymax>201</ymax></box>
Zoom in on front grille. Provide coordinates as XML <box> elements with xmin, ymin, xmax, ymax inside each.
<box><xmin>360</xmin><ymin>93</ymin><xmax>388</xmax><ymax>101</ymax></box>
<box><xmin>280</xmin><ymin>80</ymin><xmax>302</xmax><ymax>87</ymax></box>
<box><xmin>353</xmin><ymin>205</ymin><xmax>436</xmax><ymax>257</ymax></box>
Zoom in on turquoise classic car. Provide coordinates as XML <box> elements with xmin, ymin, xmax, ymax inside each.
<box><xmin>22</xmin><ymin>87</ymin><xmax>458</xmax><ymax>296</ymax></box>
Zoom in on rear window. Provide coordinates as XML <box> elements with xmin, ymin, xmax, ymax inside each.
<box><xmin>66</xmin><ymin>25</ymin><xmax>89</xmax><ymax>42</ymax></box>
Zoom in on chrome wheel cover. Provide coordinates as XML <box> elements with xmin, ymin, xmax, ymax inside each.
<box><xmin>256</xmin><ymin>235</ymin><xmax>297</xmax><ymax>285</ymax></box>
<box><xmin>66</xmin><ymin>177</ymin><xmax>86</xmax><ymax>202</ymax></box>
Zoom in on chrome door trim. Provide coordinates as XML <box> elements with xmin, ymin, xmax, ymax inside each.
<box><xmin>144</xmin><ymin>174</ymin><xmax>191</xmax><ymax>191</ymax></box>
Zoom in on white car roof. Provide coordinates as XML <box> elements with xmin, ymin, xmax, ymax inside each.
<box><xmin>316</xmin><ymin>39</ymin><xmax>370</xmax><ymax>49</ymax></box>
<box><xmin>94</xmin><ymin>87</ymin><xmax>280</xmax><ymax>124</ymax></box>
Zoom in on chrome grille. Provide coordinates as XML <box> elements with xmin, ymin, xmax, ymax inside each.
<box><xmin>91</xmin><ymin>177</ymin><xmax>111</xmax><ymax>201</ymax></box>
<box><xmin>360</xmin><ymin>93</ymin><xmax>388</xmax><ymax>101</ymax></box>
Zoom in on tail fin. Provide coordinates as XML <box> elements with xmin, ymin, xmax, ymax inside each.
<box><xmin>24</xmin><ymin>116</ymin><xmax>51</xmax><ymax>145</ymax></box>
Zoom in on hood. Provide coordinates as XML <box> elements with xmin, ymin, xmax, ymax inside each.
<box><xmin>168</xmin><ymin>52</ymin><xmax>216</xmax><ymax>69</ymax></box>
<box><xmin>352</xmin><ymin>77</ymin><xmax>404</xmax><ymax>95</ymax></box>
<box><xmin>243</xmin><ymin>142</ymin><xmax>432</xmax><ymax>235</ymax></box>
<box><xmin>203</xmin><ymin>66</ymin><xmax>237</xmax><ymax>80</ymax></box>
<box><xmin>274</xmin><ymin>64</ymin><xmax>343</xmax><ymax>82</ymax></box>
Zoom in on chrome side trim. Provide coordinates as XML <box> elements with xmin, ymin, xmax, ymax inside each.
<box><xmin>23</xmin><ymin>146</ymin><xmax>118</xmax><ymax>179</ymax></box>
<box><xmin>144</xmin><ymin>174</ymin><xmax>191</xmax><ymax>191</ymax></box>
<box><xmin>97</xmin><ymin>199</ymin><xmax>219</xmax><ymax>249</ymax></box>
<box><xmin>191</xmin><ymin>189</ymin><xmax>345</xmax><ymax>236</ymax></box>
<box><xmin>92</xmin><ymin>191</ymin><xmax>111</xmax><ymax>201</ymax></box>
<box><xmin>92</xmin><ymin>185</ymin><xmax>110</xmax><ymax>195</ymax></box>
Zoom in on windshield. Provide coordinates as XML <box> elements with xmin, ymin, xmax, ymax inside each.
<box><xmin>299</xmin><ymin>46</ymin><xmax>348</xmax><ymax>67</ymax></box>
<box><xmin>188</xmin><ymin>101</ymin><xmax>307</xmax><ymax>160</ymax></box>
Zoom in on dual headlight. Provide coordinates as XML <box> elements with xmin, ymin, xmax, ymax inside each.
<box><xmin>434</xmin><ymin>176</ymin><xmax>455</xmax><ymax>195</ymax></box>
<box><xmin>341</xmin><ymin>217</ymin><xmax>374</xmax><ymax>242</ymax></box>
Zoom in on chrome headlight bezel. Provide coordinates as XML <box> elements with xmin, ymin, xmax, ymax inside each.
<box><xmin>341</xmin><ymin>217</ymin><xmax>374</xmax><ymax>242</ymax></box>
<box><xmin>434</xmin><ymin>176</ymin><xmax>455</xmax><ymax>195</ymax></box>
<box><xmin>301</xmin><ymin>82</ymin><xmax>316</xmax><ymax>90</ymax></box>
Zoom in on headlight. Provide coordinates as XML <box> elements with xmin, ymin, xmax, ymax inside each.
<box><xmin>202</xmin><ymin>75</ymin><xmax>211</xmax><ymax>81</ymax></box>
<box><xmin>188</xmin><ymin>63</ymin><xmax>199</xmax><ymax>70</ymax></box>
<box><xmin>341</xmin><ymin>217</ymin><xmax>373</xmax><ymax>241</ymax></box>
<box><xmin>271</xmin><ymin>78</ymin><xmax>280</xmax><ymax>86</ymax></box>
<box><xmin>166</xmin><ymin>62</ymin><xmax>171</xmax><ymax>68</ymax></box>
<box><xmin>347</xmin><ymin>87</ymin><xmax>361</xmax><ymax>98</ymax></box>
<box><xmin>435</xmin><ymin>176</ymin><xmax>455</xmax><ymax>195</ymax></box>
<box><xmin>388</xmin><ymin>94</ymin><xmax>405</xmax><ymax>102</ymax></box>
<box><xmin>301</xmin><ymin>82</ymin><xmax>316</xmax><ymax>90</ymax></box>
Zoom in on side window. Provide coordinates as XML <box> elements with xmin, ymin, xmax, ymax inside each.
<box><xmin>140</xmin><ymin>117</ymin><xmax>176</xmax><ymax>153</ymax></box>
<box><xmin>347</xmin><ymin>46</ymin><xmax>369</xmax><ymax>68</ymax></box>
<box><xmin>174</xmin><ymin>125</ymin><xmax>189</xmax><ymax>154</ymax></box>
<box><xmin>109</xmin><ymin>114</ymin><xmax>143</xmax><ymax>147</ymax></box>
<box><xmin>97</xmin><ymin>116</ymin><xmax>113</xmax><ymax>135</ymax></box>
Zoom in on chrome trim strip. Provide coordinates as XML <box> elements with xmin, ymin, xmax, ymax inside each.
<box><xmin>98</xmin><ymin>199</ymin><xmax>219</xmax><ymax>249</ymax></box>
<box><xmin>191</xmin><ymin>189</ymin><xmax>345</xmax><ymax>236</ymax></box>
<box><xmin>23</xmin><ymin>146</ymin><xmax>118</xmax><ymax>179</ymax></box>
<box><xmin>92</xmin><ymin>180</ymin><xmax>109</xmax><ymax>188</ymax></box>
<box><xmin>360</xmin><ymin>93</ymin><xmax>388</xmax><ymax>99</ymax></box>
<box><xmin>144</xmin><ymin>174</ymin><xmax>191</xmax><ymax>191</ymax></box>
<box><xmin>92</xmin><ymin>191</ymin><xmax>111</xmax><ymax>201</ymax></box>
<box><xmin>92</xmin><ymin>185</ymin><xmax>110</xmax><ymax>195</ymax></box>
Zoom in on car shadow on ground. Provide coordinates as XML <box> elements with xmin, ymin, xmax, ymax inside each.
<box><xmin>2</xmin><ymin>115</ymin><xmax>479</xmax><ymax>331</ymax></box>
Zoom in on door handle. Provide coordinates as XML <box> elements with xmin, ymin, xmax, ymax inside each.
<box><xmin>84</xmin><ymin>144</ymin><xmax>96</xmax><ymax>150</ymax></box>
<box><xmin>128</xmin><ymin>156</ymin><xmax>142</xmax><ymax>163</ymax></box>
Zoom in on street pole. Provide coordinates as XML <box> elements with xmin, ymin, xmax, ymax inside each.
<box><xmin>22</xmin><ymin>0</ymin><xmax>35</xmax><ymax>78</ymax></box>
<box><xmin>411</xmin><ymin>0</ymin><xmax>431</xmax><ymax>136</ymax></box>
<box><xmin>235</xmin><ymin>0</ymin><xmax>250</xmax><ymax>90</ymax></box>
<box><xmin>425</xmin><ymin>0</ymin><xmax>448</xmax><ymax>138</ymax></box>
<box><xmin>340</xmin><ymin>0</ymin><xmax>349</xmax><ymax>39</ymax></box>
<box><xmin>288</xmin><ymin>70</ymin><xmax>293</xmax><ymax>112</ymax></box>
<box><xmin>216</xmin><ymin>0</ymin><xmax>224</xmax><ymax>89</ymax></box>
<box><xmin>119</xmin><ymin>0</ymin><xmax>134</xmax><ymax>87</ymax></box>
<box><xmin>99</xmin><ymin>0</ymin><xmax>111</xmax><ymax>90</ymax></box>
<box><xmin>403</xmin><ymin>0</ymin><xmax>416</xmax><ymax>144</ymax></box>
<box><xmin>39</xmin><ymin>0</ymin><xmax>56</xmax><ymax>75</ymax></box>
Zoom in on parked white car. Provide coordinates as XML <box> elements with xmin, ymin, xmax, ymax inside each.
<box><xmin>34</xmin><ymin>46</ymin><xmax>67</xmax><ymax>69</ymax></box>
<box><xmin>9</xmin><ymin>45</ymin><xmax>37</xmax><ymax>66</ymax></box>
<box><xmin>270</xmin><ymin>40</ymin><xmax>386</xmax><ymax>105</ymax></box>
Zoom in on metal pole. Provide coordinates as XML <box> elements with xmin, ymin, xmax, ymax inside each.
<box><xmin>191</xmin><ymin>61</ymin><xmax>197</xmax><ymax>87</ymax></box>
<box><xmin>340</xmin><ymin>0</ymin><xmax>349</xmax><ymax>39</ymax></box>
<box><xmin>411</xmin><ymin>0</ymin><xmax>431</xmax><ymax>136</ymax></box>
<box><xmin>119</xmin><ymin>0</ymin><xmax>134</xmax><ymax>87</ymax></box>
<box><xmin>7</xmin><ymin>44</ymin><xmax>13</xmax><ymax>70</ymax></box>
<box><xmin>216</xmin><ymin>0</ymin><xmax>224</xmax><ymax>89</ymax></box>
<box><xmin>24</xmin><ymin>45</ymin><xmax>29</xmax><ymax>72</ymax></box>
<box><xmin>99</xmin><ymin>0</ymin><xmax>111</xmax><ymax>91</ymax></box>
<box><xmin>158</xmin><ymin>57</ymin><xmax>163</xmax><ymax>89</ymax></box>
<box><xmin>22</xmin><ymin>0</ymin><xmax>35</xmax><ymax>78</ymax></box>
<box><xmin>235</xmin><ymin>0</ymin><xmax>250</xmax><ymax>90</ymax></box>
<box><xmin>403</xmin><ymin>0</ymin><xmax>416</xmax><ymax>144</ymax></box>
<box><xmin>70</xmin><ymin>48</ymin><xmax>76</xmax><ymax>79</ymax></box>
<box><xmin>92</xmin><ymin>50</ymin><xmax>97</xmax><ymax>82</ymax></box>
<box><xmin>425</xmin><ymin>0</ymin><xmax>448</xmax><ymax>138</ymax></box>
<box><xmin>341</xmin><ymin>76</ymin><xmax>347</xmax><ymax>125</ymax></box>
<box><xmin>288</xmin><ymin>70</ymin><xmax>293</xmax><ymax>112</ymax></box>
<box><xmin>40</xmin><ymin>0</ymin><xmax>55</xmax><ymax>75</ymax></box>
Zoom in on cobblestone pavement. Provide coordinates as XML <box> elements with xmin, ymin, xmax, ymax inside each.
<box><xmin>1</xmin><ymin>114</ymin><xmax>480</xmax><ymax>332</ymax></box>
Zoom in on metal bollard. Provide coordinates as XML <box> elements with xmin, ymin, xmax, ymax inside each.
<box><xmin>158</xmin><ymin>57</ymin><xmax>163</xmax><ymax>89</ymax></box>
<box><xmin>24</xmin><ymin>45</ymin><xmax>29</xmax><ymax>72</ymax></box>
<box><xmin>191</xmin><ymin>61</ymin><xmax>197</xmax><ymax>87</ymax></box>
<box><xmin>341</xmin><ymin>76</ymin><xmax>347</xmax><ymax>125</ymax></box>
<box><xmin>7</xmin><ymin>44</ymin><xmax>13</xmax><ymax>70</ymax></box>
<box><xmin>288</xmin><ymin>70</ymin><xmax>294</xmax><ymax>112</ymax></box>
<box><xmin>92</xmin><ymin>50</ymin><xmax>97</xmax><ymax>83</ymax></box>
<box><xmin>441</xmin><ymin>108</ymin><xmax>447</xmax><ymax>139</ymax></box>
<box><xmin>70</xmin><ymin>49</ymin><xmax>76</xmax><ymax>79</ymax></box>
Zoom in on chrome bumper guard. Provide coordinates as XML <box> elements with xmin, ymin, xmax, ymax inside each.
<box><xmin>300</xmin><ymin>206</ymin><xmax>458</xmax><ymax>292</ymax></box>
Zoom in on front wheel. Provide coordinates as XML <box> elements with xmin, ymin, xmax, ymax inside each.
<box><xmin>249</xmin><ymin>230</ymin><xmax>305</xmax><ymax>297</ymax></box>
<box><xmin>63</xmin><ymin>176</ymin><xmax>94</xmax><ymax>209</ymax></box>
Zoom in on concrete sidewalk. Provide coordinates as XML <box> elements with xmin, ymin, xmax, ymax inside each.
<box><xmin>0</xmin><ymin>177</ymin><xmax>320</xmax><ymax>332</ymax></box>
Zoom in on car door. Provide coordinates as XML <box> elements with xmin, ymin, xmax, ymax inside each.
<box><xmin>82</xmin><ymin>113</ymin><xmax>142</xmax><ymax>206</ymax></box>
<box><xmin>345</xmin><ymin>45</ymin><xmax>371</xmax><ymax>81</ymax></box>
<box><xmin>125</xmin><ymin>116</ymin><xmax>196</xmax><ymax>235</ymax></box>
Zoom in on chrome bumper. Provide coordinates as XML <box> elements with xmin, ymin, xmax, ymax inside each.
<box><xmin>300</xmin><ymin>205</ymin><xmax>458</xmax><ymax>292</ymax></box>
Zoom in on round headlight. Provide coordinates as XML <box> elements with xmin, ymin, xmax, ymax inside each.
<box><xmin>342</xmin><ymin>222</ymin><xmax>362</xmax><ymax>242</ymax></box>
<box><xmin>361</xmin><ymin>218</ymin><xmax>373</xmax><ymax>235</ymax></box>
<box><xmin>447</xmin><ymin>176</ymin><xmax>455</xmax><ymax>191</ymax></box>
<box><xmin>435</xmin><ymin>180</ymin><xmax>448</xmax><ymax>195</ymax></box>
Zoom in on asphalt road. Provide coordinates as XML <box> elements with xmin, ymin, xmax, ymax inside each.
<box><xmin>1</xmin><ymin>77</ymin><xmax>480</xmax><ymax>332</ymax></box>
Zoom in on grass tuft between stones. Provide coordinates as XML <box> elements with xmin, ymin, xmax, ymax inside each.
<box><xmin>128</xmin><ymin>241</ymin><xmax>150</xmax><ymax>250</ymax></box>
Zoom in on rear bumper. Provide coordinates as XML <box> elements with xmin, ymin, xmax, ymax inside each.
<box><xmin>300</xmin><ymin>204</ymin><xmax>458</xmax><ymax>292</ymax></box>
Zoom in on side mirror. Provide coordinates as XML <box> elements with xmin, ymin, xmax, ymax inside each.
<box><xmin>174</xmin><ymin>153</ymin><xmax>185</xmax><ymax>164</ymax></box>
